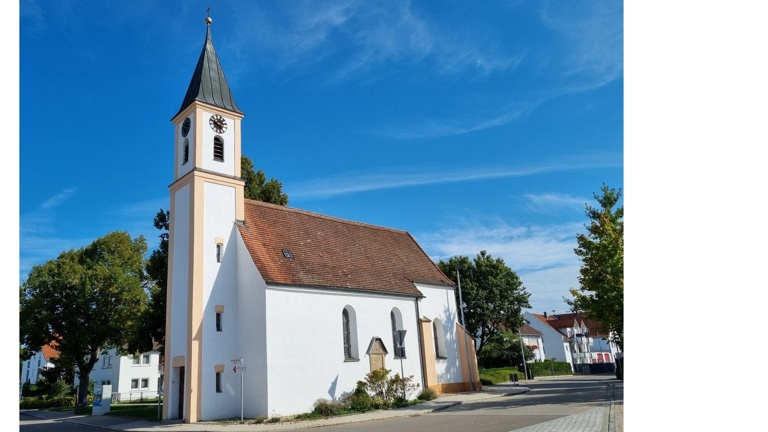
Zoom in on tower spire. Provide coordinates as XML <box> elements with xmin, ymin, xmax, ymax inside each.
<box><xmin>175</xmin><ymin>16</ymin><xmax>243</xmax><ymax>118</ymax></box>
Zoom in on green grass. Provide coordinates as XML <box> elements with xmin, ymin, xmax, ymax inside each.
<box><xmin>104</xmin><ymin>403</ymin><xmax>162</xmax><ymax>422</ymax></box>
<box><xmin>478</xmin><ymin>367</ymin><xmax>522</xmax><ymax>385</ymax></box>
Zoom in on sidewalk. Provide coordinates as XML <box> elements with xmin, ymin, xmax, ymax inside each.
<box><xmin>22</xmin><ymin>378</ymin><xmax>621</xmax><ymax>432</ymax></box>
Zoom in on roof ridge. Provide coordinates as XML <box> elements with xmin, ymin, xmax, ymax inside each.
<box><xmin>244</xmin><ymin>199</ymin><xmax>409</xmax><ymax>235</ymax></box>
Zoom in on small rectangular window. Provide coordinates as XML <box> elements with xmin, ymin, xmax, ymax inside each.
<box><xmin>142</xmin><ymin>354</ymin><xmax>151</xmax><ymax>365</ymax></box>
<box><xmin>141</xmin><ymin>378</ymin><xmax>149</xmax><ymax>389</ymax></box>
<box><xmin>216</xmin><ymin>312</ymin><xmax>222</xmax><ymax>332</ymax></box>
<box><xmin>216</xmin><ymin>244</ymin><xmax>222</xmax><ymax>262</ymax></box>
<box><xmin>132</xmin><ymin>356</ymin><xmax>140</xmax><ymax>365</ymax></box>
<box><xmin>216</xmin><ymin>372</ymin><xmax>222</xmax><ymax>393</ymax></box>
<box><xmin>131</xmin><ymin>379</ymin><xmax>139</xmax><ymax>389</ymax></box>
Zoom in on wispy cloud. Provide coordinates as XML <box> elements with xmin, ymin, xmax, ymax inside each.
<box><xmin>523</xmin><ymin>192</ymin><xmax>588</xmax><ymax>214</ymax></box>
<box><xmin>234</xmin><ymin>1</ymin><xmax>519</xmax><ymax>82</ymax></box>
<box><xmin>40</xmin><ymin>188</ymin><xmax>77</xmax><ymax>210</ymax></box>
<box><xmin>414</xmin><ymin>213</ymin><xmax>585</xmax><ymax>314</ymax></box>
<box><xmin>288</xmin><ymin>154</ymin><xmax>621</xmax><ymax>199</ymax></box>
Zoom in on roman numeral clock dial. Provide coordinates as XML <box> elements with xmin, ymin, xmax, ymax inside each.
<box><xmin>209</xmin><ymin>114</ymin><xmax>227</xmax><ymax>133</ymax></box>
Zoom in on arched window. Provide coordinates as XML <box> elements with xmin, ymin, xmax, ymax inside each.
<box><xmin>391</xmin><ymin>308</ymin><xmax>404</xmax><ymax>358</ymax></box>
<box><xmin>343</xmin><ymin>309</ymin><xmax>351</xmax><ymax>359</ymax></box>
<box><xmin>342</xmin><ymin>306</ymin><xmax>359</xmax><ymax>360</ymax></box>
<box><xmin>213</xmin><ymin>136</ymin><xmax>224</xmax><ymax>162</ymax></box>
<box><xmin>433</xmin><ymin>318</ymin><xmax>447</xmax><ymax>359</ymax></box>
<box><xmin>182</xmin><ymin>138</ymin><xmax>189</xmax><ymax>164</ymax></box>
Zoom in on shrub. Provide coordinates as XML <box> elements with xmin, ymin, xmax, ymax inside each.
<box><xmin>417</xmin><ymin>388</ymin><xmax>437</xmax><ymax>401</ymax></box>
<box><xmin>356</xmin><ymin>369</ymin><xmax>420</xmax><ymax>409</ymax></box>
<box><xmin>20</xmin><ymin>396</ymin><xmax>76</xmax><ymax>409</ymax></box>
<box><xmin>345</xmin><ymin>383</ymin><xmax>374</xmax><ymax>412</ymax></box>
<box><xmin>312</xmin><ymin>398</ymin><xmax>345</xmax><ymax>417</ymax></box>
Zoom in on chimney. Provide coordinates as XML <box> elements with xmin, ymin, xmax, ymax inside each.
<box><xmin>543</xmin><ymin>311</ymin><xmax>547</xmax><ymax>318</ymax></box>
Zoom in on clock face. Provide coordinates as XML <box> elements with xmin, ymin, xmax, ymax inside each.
<box><xmin>181</xmin><ymin>118</ymin><xmax>191</xmax><ymax>137</ymax></box>
<box><xmin>209</xmin><ymin>114</ymin><xmax>227</xmax><ymax>133</ymax></box>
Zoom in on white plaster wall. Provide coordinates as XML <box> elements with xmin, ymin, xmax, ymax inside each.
<box><xmin>235</xmin><ymin>234</ymin><xmax>269</xmax><ymax>419</ymax></box>
<box><xmin>263</xmin><ymin>287</ymin><xmax>423</xmax><ymax>417</ymax></box>
<box><xmin>201</xmin><ymin>109</ymin><xmax>235</xmax><ymax>176</ymax></box>
<box><xmin>169</xmin><ymin>185</ymin><xmax>191</xmax><ymax>364</ymax></box>
<box><xmin>523</xmin><ymin>312</ymin><xmax>570</xmax><ymax>363</ymax></box>
<box><xmin>20</xmin><ymin>351</ymin><xmax>53</xmax><ymax>386</ymax></box>
<box><xmin>199</xmin><ymin>182</ymin><xmax>240</xmax><ymax>420</ymax></box>
<box><xmin>415</xmin><ymin>283</ymin><xmax>463</xmax><ymax>385</ymax></box>
<box><xmin>178</xmin><ymin>111</ymin><xmax>196</xmax><ymax>178</ymax></box>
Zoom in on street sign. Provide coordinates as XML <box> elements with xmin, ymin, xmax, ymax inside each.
<box><xmin>233</xmin><ymin>365</ymin><xmax>247</xmax><ymax>374</ymax></box>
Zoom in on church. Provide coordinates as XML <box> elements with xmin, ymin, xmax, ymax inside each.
<box><xmin>162</xmin><ymin>17</ymin><xmax>480</xmax><ymax>423</ymax></box>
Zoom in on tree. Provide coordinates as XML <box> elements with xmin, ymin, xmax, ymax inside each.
<box><xmin>19</xmin><ymin>231</ymin><xmax>149</xmax><ymax>405</ymax></box>
<box><xmin>242</xmin><ymin>155</ymin><xmax>288</xmax><ymax>204</ymax></box>
<box><xmin>127</xmin><ymin>210</ymin><xmax>169</xmax><ymax>355</ymax></box>
<box><xmin>567</xmin><ymin>184</ymin><xmax>624</xmax><ymax>350</ymax></box>
<box><xmin>437</xmin><ymin>251</ymin><xmax>531</xmax><ymax>355</ymax></box>
<box><xmin>476</xmin><ymin>330</ymin><xmax>535</xmax><ymax>369</ymax></box>
<box><xmin>130</xmin><ymin>156</ymin><xmax>289</xmax><ymax>354</ymax></box>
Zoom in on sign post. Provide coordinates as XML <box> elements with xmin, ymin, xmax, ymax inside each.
<box><xmin>395</xmin><ymin>330</ymin><xmax>407</xmax><ymax>399</ymax></box>
<box><xmin>231</xmin><ymin>358</ymin><xmax>245</xmax><ymax>421</ymax></box>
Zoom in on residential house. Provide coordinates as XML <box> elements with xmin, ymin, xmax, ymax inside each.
<box><xmin>20</xmin><ymin>343</ymin><xmax>59</xmax><ymax>387</ymax></box>
<box><xmin>163</xmin><ymin>17</ymin><xmax>480</xmax><ymax>424</ymax></box>
<box><xmin>520</xmin><ymin>324</ymin><xmax>545</xmax><ymax>362</ymax></box>
<box><xmin>524</xmin><ymin>311</ymin><xmax>621</xmax><ymax>373</ymax></box>
<box><xmin>87</xmin><ymin>345</ymin><xmax>163</xmax><ymax>402</ymax></box>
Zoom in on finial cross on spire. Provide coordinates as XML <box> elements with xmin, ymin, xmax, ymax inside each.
<box><xmin>207</xmin><ymin>4</ymin><xmax>211</xmax><ymax>18</ymax></box>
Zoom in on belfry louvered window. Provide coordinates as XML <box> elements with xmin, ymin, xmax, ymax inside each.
<box><xmin>213</xmin><ymin>136</ymin><xmax>224</xmax><ymax>161</ymax></box>
<box><xmin>183</xmin><ymin>139</ymin><xmax>189</xmax><ymax>164</ymax></box>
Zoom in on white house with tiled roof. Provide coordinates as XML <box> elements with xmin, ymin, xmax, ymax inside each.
<box><xmin>524</xmin><ymin>311</ymin><xmax>621</xmax><ymax>372</ymax></box>
<box><xmin>520</xmin><ymin>324</ymin><xmax>545</xmax><ymax>362</ymax></box>
<box><xmin>163</xmin><ymin>17</ymin><xmax>479</xmax><ymax>424</ymax></box>
<box><xmin>20</xmin><ymin>344</ymin><xmax>59</xmax><ymax>387</ymax></box>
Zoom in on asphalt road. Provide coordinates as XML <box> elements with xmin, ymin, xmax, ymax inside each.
<box><xmin>312</xmin><ymin>376</ymin><xmax>619</xmax><ymax>432</ymax></box>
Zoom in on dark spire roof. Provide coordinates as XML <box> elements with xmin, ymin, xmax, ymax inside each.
<box><xmin>176</xmin><ymin>19</ymin><xmax>243</xmax><ymax>117</ymax></box>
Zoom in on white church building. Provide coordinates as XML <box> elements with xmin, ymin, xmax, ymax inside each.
<box><xmin>162</xmin><ymin>18</ymin><xmax>480</xmax><ymax>423</ymax></box>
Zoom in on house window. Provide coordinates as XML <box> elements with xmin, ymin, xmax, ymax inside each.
<box><xmin>216</xmin><ymin>244</ymin><xmax>222</xmax><ymax>263</ymax></box>
<box><xmin>216</xmin><ymin>372</ymin><xmax>222</xmax><ymax>393</ymax></box>
<box><xmin>433</xmin><ymin>319</ymin><xmax>447</xmax><ymax>359</ymax></box>
<box><xmin>142</xmin><ymin>354</ymin><xmax>151</xmax><ymax>365</ymax></box>
<box><xmin>37</xmin><ymin>358</ymin><xmax>41</xmax><ymax>367</ymax></box>
<box><xmin>182</xmin><ymin>138</ymin><xmax>189</xmax><ymax>164</ymax></box>
<box><xmin>213</xmin><ymin>136</ymin><xmax>224</xmax><ymax>161</ymax></box>
<box><xmin>216</xmin><ymin>312</ymin><xmax>223</xmax><ymax>332</ymax></box>
<box><xmin>141</xmin><ymin>378</ymin><xmax>149</xmax><ymax>389</ymax></box>
<box><xmin>102</xmin><ymin>356</ymin><xmax>111</xmax><ymax>368</ymax></box>
<box><xmin>131</xmin><ymin>379</ymin><xmax>139</xmax><ymax>389</ymax></box>
<box><xmin>132</xmin><ymin>356</ymin><xmax>140</xmax><ymax>365</ymax></box>
<box><xmin>342</xmin><ymin>306</ymin><xmax>359</xmax><ymax>360</ymax></box>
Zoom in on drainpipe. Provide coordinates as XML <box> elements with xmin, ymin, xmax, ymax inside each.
<box><xmin>414</xmin><ymin>297</ymin><xmax>427</xmax><ymax>392</ymax></box>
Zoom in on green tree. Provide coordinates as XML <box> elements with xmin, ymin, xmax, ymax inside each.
<box><xmin>476</xmin><ymin>330</ymin><xmax>535</xmax><ymax>369</ymax></box>
<box><xmin>127</xmin><ymin>210</ymin><xmax>169</xmax><ymax>355</ymax></box>
<box><xmin>437</xmin><ymin>251</ymin><xmax>531</xmax><ymax>355</ymax></box>
<box><xmin>19</xmin><ymin>231</ymin><xmax>149</xmax><ymax>405</ymax></box>
<box><xmin>567</xmin><ymin>184</ymin><xmax>624</xmax><ymax>350</ymax></box>
<box><xmin>242</xmin><ymin>155</ymin><xmax>288</xmax><ymax>204</ymax></box>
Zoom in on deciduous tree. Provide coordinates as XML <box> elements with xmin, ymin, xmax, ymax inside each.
<box><xmin>567</xmin><ymin>184</ymin><xmax>624</xmax><ymax>349</ymax></box>
<box><xmin>438</xmin><ymin>251</ymin><xmax>531</xmax><ymax>355</ymax></box>
<box><xmin>20</xmin><ymin>231</ymin><xmax>148</xmax><ymax>405</ymax></box>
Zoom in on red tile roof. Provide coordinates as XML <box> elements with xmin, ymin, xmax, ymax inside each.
<box><xmin>529</xmin><ymin>312</ymin><xmax>605</xmax><ymax>334</ymax></box>
<box><xmin>238</xmin><ymin>200</ymin><xmax>455</xmax><ymax>297</ymax></box>
<box><xmin>41</xmin><ymin>343</ymin><xmax>59</xmax><ymax>361</ymax></box>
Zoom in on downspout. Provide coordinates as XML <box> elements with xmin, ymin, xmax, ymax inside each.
<box><xmin>414</xmin><ymin>297</ymin><xmax>426</xmax><ymax>392</ymax></box>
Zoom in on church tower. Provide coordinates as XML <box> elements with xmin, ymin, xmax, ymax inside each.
<box><xmin>163</xmin><ymin>17</ymin><xmax>245</xmax><ymax>423</ymax></box>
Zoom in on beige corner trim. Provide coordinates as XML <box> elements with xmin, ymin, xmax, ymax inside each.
<box><xmin>215</xmin><ymin>237</ymin><xmax>224</xmax><ymax>245</ymax></box>
<box><xmin>215</xmin><ymin>305</ymin><xmax>224</xmax><ymax>313</ymax></box>
<box><xmin>172</xmin><ymin>356</ymin><xmax>185</xmax><ymax>367</ymax></box>
<box><xmin>214</xmin><ymin>364</ymin><xmax>225</xmax><ymax>373</ymax></box>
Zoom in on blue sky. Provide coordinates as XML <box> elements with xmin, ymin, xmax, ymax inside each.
<box><xmin>18</xmin><ymin>1</ymin><xmax>623</xmax><ymax>317</ymax></box>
